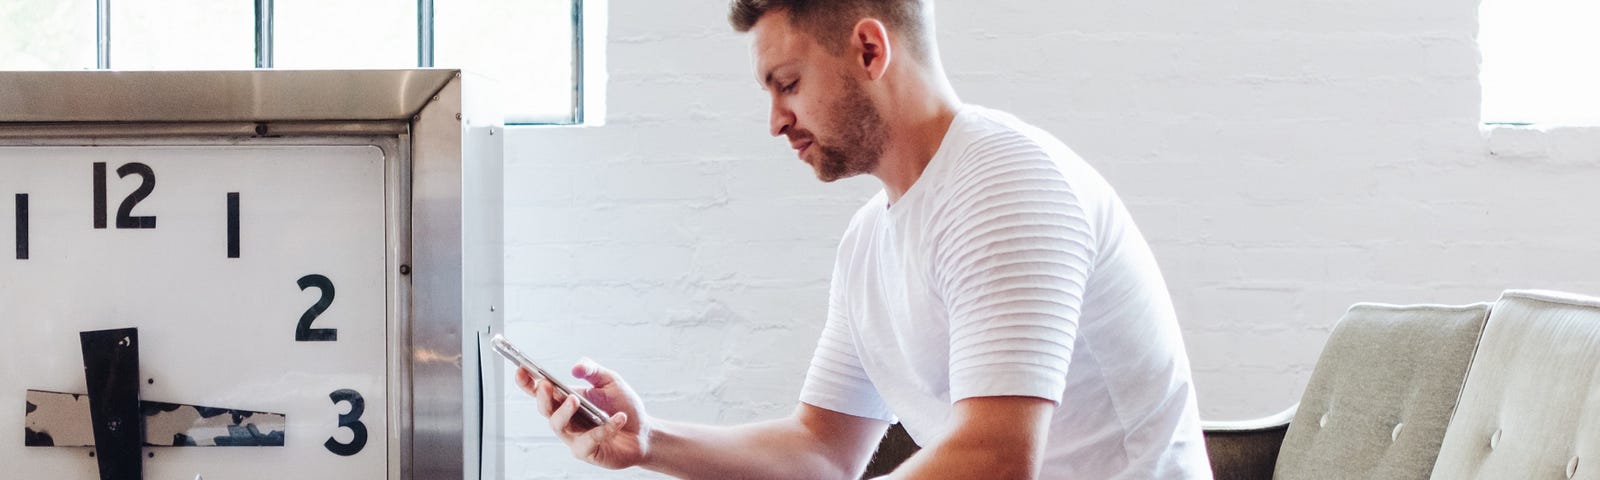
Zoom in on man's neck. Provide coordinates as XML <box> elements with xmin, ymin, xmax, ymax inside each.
<box><xmin>875</xmin><ymin>89</ymin><xmax>961</xmax><ymax>205</ymax></box>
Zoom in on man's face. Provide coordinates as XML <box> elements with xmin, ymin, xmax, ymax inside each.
<box><xmin>750</xmin><ymin>11</ymin><xmax>887</xmax><ymax>182</ymax></box>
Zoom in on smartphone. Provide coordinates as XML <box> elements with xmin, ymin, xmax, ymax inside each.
<box><xmin>491</xmin><ymin>333</ymin><xmax>608</xmax><ymax>430</ymax></box>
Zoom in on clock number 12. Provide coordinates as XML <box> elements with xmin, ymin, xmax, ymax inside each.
<box><xmin>92</xmin><ymin>162</ymin><xmax>157</xmax><ymax>229</ymax></box>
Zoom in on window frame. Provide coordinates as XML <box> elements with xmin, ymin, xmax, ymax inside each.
<box><xmin>83</xmin><ymin>0</ymin><xmax>587</xmax><ymax>125</ymax></box>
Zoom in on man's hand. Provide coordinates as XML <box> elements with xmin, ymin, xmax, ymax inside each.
<box><xmin>516</xmin><ymin>358</ymin><xmax>649</xmax><ymax>470</ymax></box>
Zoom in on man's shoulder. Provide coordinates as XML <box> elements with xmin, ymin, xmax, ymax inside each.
<box><xmin>941</xmin><ymin>105</ymin><xmax>1080</xmax><ymax>181</ymax></box>
<box><xmin>920</xmin><ymin>105</ymin><xmax>1091</xmax><ymax>204</ymax></box>
<box><xmin>952</xmin><ymin>105</ymin><xmax>1067</xmax><ymax>152</ymax></box>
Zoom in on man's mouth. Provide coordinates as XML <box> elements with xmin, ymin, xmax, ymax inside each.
<box><xmin>791</xmin><ymin>139</ymin><xmax>813</xmax><ymax>157</ymax></box>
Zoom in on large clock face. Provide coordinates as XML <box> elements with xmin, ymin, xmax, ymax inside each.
<box><xmin>0</xmin><ymin>144</ymin><xmax>390</xmax><ymax>479</ymax></box>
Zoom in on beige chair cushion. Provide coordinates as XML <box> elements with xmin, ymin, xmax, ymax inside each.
<box><xmin>1274</xmin><ymin>303</ymin><xmax>1491</xmax><ymax>480</ymax></box>
<box><xmin>1432</xmin><ymin>290</ymin><xmax>1600</xmax><ymax>479</ymax></box>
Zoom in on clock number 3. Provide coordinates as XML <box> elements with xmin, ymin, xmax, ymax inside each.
<box><xmin>92</xmin><ymin>162</ymin><xmax>157</xmax><ymax>229</ymax></box>
<box><xmin>296</xmin><ymin>274</ymin><xmax>338</xmax><ymax>342</ymax></box>
<box><xmin>324</xmin><ymin>389</ymin><xmax>368</xmax><ymax>456</ymax></box>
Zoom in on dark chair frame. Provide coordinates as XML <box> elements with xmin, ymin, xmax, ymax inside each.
<box><xmin>863</xmin><ymin>406</ymin><xmax>1297</xmax><ymax>479</ymax></box>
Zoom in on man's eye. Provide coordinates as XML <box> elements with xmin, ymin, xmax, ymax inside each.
<box><xmin>781</xmin><ymin>81</ymin><xmax>798</xmax><ymax>93</ymax></box>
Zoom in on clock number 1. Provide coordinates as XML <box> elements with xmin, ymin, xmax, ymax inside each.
<box><xmin>14</xmin><ymin>194</ymin><xmax>26</xmax><ymax>260</ymax></box>
<box><xmin>324</xmin><ymin>389</ymin><xmax>368</xmax><ymax>457</ymax></box>
<box><xmin>227</xmin><ymin>192</ymin><xmax>240</xmax><ymax>258</ymax></box>
<box><xmin>296</xmin><ymin>274</ymin><xmax>338</xmax><ymax>342</ymax></box>
<box><xmin>92</xmin><ymin>162</ymin><xmax>158</xmax><ymax>229</ymax></box>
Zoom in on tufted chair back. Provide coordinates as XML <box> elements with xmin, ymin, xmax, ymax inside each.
<box><xmin>1431</xmin><ymin>290</ymin><xmax>1600</xmax><ymax>479</ymax></box>
<box><xmin>1272</xmin><ymin>303</ymin><xmax>1491</xmax><ymax>479</ymax></box>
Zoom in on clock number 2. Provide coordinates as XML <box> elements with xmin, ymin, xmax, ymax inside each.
<box><xmin>296</xmin><ymin>274</ymin><xmax>338</xmax><ymax>342</ymax></box>
<box><xmin>92</xmin><ymin>162</ymin><xmax>158</xmax><ymax>229</ymax></box>
<box><xmin>324</xmin><ymin>389</ymin><xmax>368</xmax><ymax>457</ymax></box>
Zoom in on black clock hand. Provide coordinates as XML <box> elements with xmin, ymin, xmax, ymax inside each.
<box><xmin>24</xmin><ymin>390</ymin><xmax>288</xmax><ymax>448</ymax></box>
<box><xmin>28</xmin><ymin>328</ymin><xmax>288</xmax><ymax>451</ymax></box>
<box><xmin>81</xmin><ymin>328</ymin><xmax>144</xmax><ymax>480</ymax></box>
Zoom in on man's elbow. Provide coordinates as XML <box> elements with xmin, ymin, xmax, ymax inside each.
<box><xmin>980</xmin><ymin>448</ymin><xmax>1041</xmax><ymax>480</ymax></box>
<box><xmin>944</xmin><ymin>437</ymin><xmax>1041</xmax><ymax>480</ymax></box>
<box><xmin>908</xmin><ymin>396</ymin><xmax>1053</xmax><ymax>479</ymax></box>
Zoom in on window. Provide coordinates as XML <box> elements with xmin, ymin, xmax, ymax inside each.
<box><xmin>0</xmin><ymin>1</ymin><xmax>95</xmax><ymax>70</ymax></box>
<box><xmin>1480</xmin><ymin>0</ymin><xmax>1600</xmax><ymax>125</ymax></box>
<box><xmin>113</xmin><ymin>0</ymin><xmax>255</xmax><ymax>70</ymax></box>
<box><xmin>0</xmin><ymin>0</ymin><xmax>596</xmax><ymax>124</ymax></box>
<box><xmin>275</xmin><ymin>0</ymin><xmax>418</xmax><ymax>70</ymax></box>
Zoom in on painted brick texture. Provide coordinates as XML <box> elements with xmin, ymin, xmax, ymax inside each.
<box><xmin>501</xmin><ymin>1</ymin><xmax>1600</xmax><ymax>478</ymax></box>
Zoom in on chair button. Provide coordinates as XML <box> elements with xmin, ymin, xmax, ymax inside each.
<box><xmin>1391</xmin><ymin>423</ymin><xmax>1403</xmax><ymax>442</ymax></box>
<box><xmin>1567</xmin><ymin>456</ymin><xmax>1579</xmax><ymax>479</ymax></box>
<box><xmin>1490</xmin><ymin>429</ymin><xmax>1501</xmax><ymax>449</ymax></box>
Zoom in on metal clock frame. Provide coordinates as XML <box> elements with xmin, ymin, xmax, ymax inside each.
<box><xmin>0</xmin><ymin>69</ymin><xmax>504</xmax><ymax>480</ymax></box>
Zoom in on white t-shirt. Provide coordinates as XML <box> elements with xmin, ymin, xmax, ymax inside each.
<box><xmin>799</xmin><ymin>105</ymin><xmax>1211</xmax><ymax>479</ymax></box>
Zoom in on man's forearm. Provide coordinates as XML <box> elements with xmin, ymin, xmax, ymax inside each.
<box><xmin>640</xmin><ymin>417</ymin><xmax>860</xmax><ymax>480</ymax></box>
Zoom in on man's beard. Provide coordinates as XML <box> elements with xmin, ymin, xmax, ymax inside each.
<box><xmin>811</xmin><ymin>77</ymin><xmax>887</xmax><ymax>182</ymax></box>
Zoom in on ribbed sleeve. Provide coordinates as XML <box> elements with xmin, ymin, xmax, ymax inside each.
<box><xmin>799</xmin><ymin>261</ymin><xmax>897</xmax><ymax>422</ymax></box>
<box><xmin>932</xmin><ymin>134</ymin><xmax>1093</xmax><ymax>403</ymax></box>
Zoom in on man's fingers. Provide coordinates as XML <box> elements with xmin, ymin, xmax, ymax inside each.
<box><xmin>606</xmin><ymin>412</ymin><xmax>628</xmax><ymax>431</ymax></box>
<box><xmin>515</xmin><ymin>368</ymin><xmax>537</xmax><ymax>394</ymax></box>
<box><xmin>549</xmin><ymin>395</ymin><xmax>580</xmax><ymax>436</ymax></box>
<box><xmin>569</xmin><ymin>411</ymin><xmax>629</xmax><ymax>461</ymax></box>
<box><xmin>531</xmin><ymin>379</ymin><xmax>560</xmax><ymax>418</ymax></box>
<box><xmin>573</xmin><ymin>385</ymin><xmax>607</xmax><ymax>406</ymax></box>
<box><xmin>572</xmin><ymin>358</ymin><xmax>618</xmax><ymax>389</ymax></box>
<box><xmin>567</xmin><ymin>419</ymin><xmax>604</xmax><ymax>457</ymax></box>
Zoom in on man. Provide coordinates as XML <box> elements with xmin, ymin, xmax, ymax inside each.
<box><xmin>518</xmin><ymin>1</ymin><xmax>1212</xmax><ymax>478</ymax></box>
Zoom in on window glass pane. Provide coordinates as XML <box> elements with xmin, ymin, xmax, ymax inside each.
<box><xmin>1480</xmin><ymin>0</ymin><xmax>1600</xmax><ymax>125</ymax></box>
<box><xmin>0</xmin><ymin>0</ymin><xmax>96</xmax><ymax>70</ymax></box>
<box><xmin>437</xmin><ymin>0</ymin><xmax>575</xmax><ymax>123</ymax></box>
<box><xmin>112</xmin><ymin>0</ymin><xmax>253</xmax><ymax>69</ymax></box>
<box><xmin>276</xmin><ymin>0</ymin><xmax>416</xmax><ymax>69</ymax></box>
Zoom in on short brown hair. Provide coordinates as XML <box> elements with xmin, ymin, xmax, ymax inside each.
<box><xmin>728</xmin><ymin>0</ymin><xmax>931</xmax><ymax>59</ymax></box>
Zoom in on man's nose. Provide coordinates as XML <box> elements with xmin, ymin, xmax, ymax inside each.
<box><xmin>769</xmin><ymin>101</ymin><xmax>792</xmax><ymax>137</ymax></box>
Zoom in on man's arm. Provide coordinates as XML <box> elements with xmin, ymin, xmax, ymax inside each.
<box><xmin>881</xmin><ymin>396</ymin><xmax>1055</xmax><ymax>480</ymax></box>
<box><xmin>524</xmin><ymin>363</ymin><xmax>889</xmax><ymax>480</ymax></box>
<box><xmin>641</xmin><ymin>403</ymin><xmax>890</xmax><ymax>480</ymax></box>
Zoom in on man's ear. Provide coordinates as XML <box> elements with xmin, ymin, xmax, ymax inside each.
<box><xmin>852</xmin><ymin>19</ymin><xmax>892</xmax><ymax>81</ymax></box>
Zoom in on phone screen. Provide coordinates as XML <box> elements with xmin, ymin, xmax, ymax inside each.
<box><xmin>491</xmin><ymin>334</ymin><xmax>608</xmax><ymax>429</ymax></box>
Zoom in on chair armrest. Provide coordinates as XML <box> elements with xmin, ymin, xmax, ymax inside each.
<box><xmin>1202</xmin><ymin>404</ymin><xmax>1296</xmax><ymax>480</ymax></box>
<box><xmin>1203</xmin><ymin>403</ymin><xmax>1298</xmax><ymax>432</ymax></box>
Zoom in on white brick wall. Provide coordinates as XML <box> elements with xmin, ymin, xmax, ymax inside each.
<box><xmin>501</xmin><ymin>1</ymin><xmax>1600</xmax><ymax>477</ymax></box>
